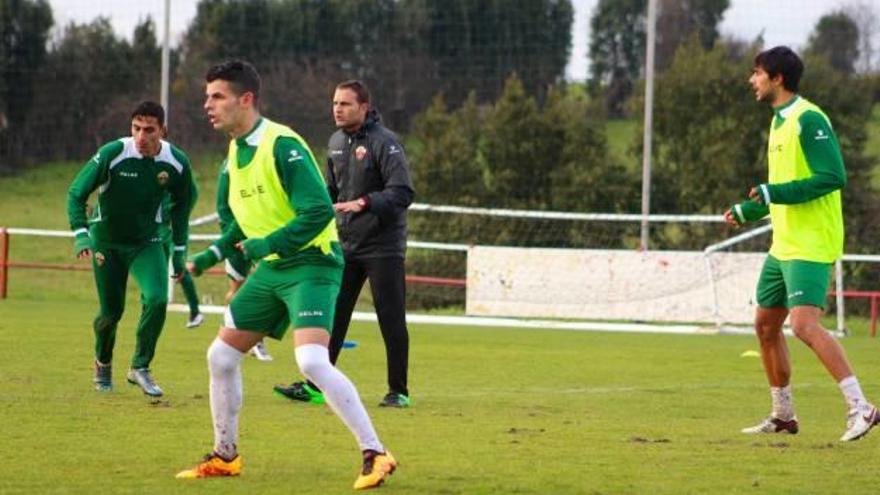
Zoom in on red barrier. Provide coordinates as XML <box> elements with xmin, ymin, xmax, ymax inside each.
<box><xmin>829</xmin><ymin>290</ymin><xmax>880</xmax><ymax>337</ymax></box>
<box><xmin>406</xmin><ymin>275</ymin><xmax>466</xmax><ymax>288</ymax></box>
<box><xmin>0</xmin><ymin>228</ymin><xmax>8</xmax><ymax>299</ymax></box>
<box><xmin>0</xmin><ymin>228</ymin><xmax>467</xmax><ymax>299</ymax></box>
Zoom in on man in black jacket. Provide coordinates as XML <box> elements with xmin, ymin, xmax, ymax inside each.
<box><xmin>275</xmin><ymin>80</ymin><xmax>415</xmax><ymax>407</ymax></box>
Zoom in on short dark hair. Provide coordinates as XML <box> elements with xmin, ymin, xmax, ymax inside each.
<box><xmin>131</xmin><ymin>101</ymin><xmax>165</xmax><ymax>126</ymax></box>
<box><xmin>754</xmin><ymin>46</ymin><xmax>804</xmax><ymax>92</ymax></box>
<box><xmin>206</xmin><ymin>59</ymin><xmax>261</xmax><ymax>100</ymax></box>
<box><xmin>336</xmin><ymin>79</ymin><xmax>370</xmax><ymax>104</ymax></box>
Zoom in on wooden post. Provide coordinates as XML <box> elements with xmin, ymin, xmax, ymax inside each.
<box><xmin>871</xmin><ymin>294</ymin><xmax>878</xmax><ymax>338</ymax></box>
<box><xmin>0</xmin><ymin>228</ymin><xmax>8</xmax><ymax>299</ymax></box>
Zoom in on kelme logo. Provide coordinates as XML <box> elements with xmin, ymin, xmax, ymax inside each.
<box><xmin>157</xmin><ymin>171</ymin><xmax>170</xmax><ymax>185</ymax></box>
<box><xmin>95</xmin><ymin>252</ymin><xmax>105</xmax><ymax>267</ymax></box>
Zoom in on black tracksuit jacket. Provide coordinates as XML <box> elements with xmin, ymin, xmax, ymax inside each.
<box><xmin>326</xmin><ymin>109</ymin><xmax>415</xmax><ymax>259</ymax></box>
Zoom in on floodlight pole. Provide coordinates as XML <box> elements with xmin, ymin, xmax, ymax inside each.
<box><xmin>160</xmin><ymin>0</ymin><xmax>171</xmax><ymax>124</ymax></box>
<box><xmin>640</xmin><ymin>0</ymin><xmax>658</xmax><ymax>250</ymax></box>
<box><xmin>162</xmin><ymin>0</ymin><xmax>173</xmax><ymax>304</ymax></box>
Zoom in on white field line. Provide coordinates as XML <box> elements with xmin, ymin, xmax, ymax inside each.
<box><xmin>169</xmin><ymin>304</ymin><xmax>840</xmax><ymax>338</ymax></box>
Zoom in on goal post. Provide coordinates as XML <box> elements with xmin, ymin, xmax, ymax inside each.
<box><xmin>407</xmin><ymin>204</ymin><xmax>847</xmax><ymax>334</ymax></box>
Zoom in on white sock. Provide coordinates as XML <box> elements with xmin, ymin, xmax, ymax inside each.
<box><xmin>770</xmin><ymin>385</ymin><xmax>794</xmax><ymax>420</ymax></box>
<box><xmin>207</xmin><ymin>338</ymin><xmax>244</xmax><ymax>460</ymax></box>
<box><xmin>295</xmin><ymin>344</ymin><xmax>384</xmax><ymax>452</ymax></box>
<box><xmin>839</xmin><ymin>375</ymin><xmax>868</xmax><ymax>410</ymax></box>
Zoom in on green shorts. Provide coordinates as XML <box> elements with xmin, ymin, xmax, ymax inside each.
<box><xmin>756</xmin><ymin>255</ymin><xmax>831</xmax><ymax>309</ymax></box>
<box><xmin>224</xmin><ymin>250</ymin><xmax>252</xmax><ymax>282</ymax></box>
<box><xmin>224</xmin><ymin>262</ymin><xmax>341</xmax><ymax>339</ymax></box>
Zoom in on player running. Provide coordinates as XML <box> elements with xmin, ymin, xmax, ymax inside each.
<box><xmin>67</xmin><ymin>101</ymin><xmax>197</xmax><ymax>397</ymax></box>
<box><xmin>175</xmin><ymin>60</ymin><xmax>396</xmax><ymax>489</ymax></box>
<box><xmin>725</xmin><ymin>46</ymin><xmax>878</xmax><ymax>442</ymax></box>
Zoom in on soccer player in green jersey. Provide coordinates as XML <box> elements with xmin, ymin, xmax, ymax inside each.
<box><xmin>724</xmin><ymin>46</ymin><xmax>878</xmax><ymax>442</ymax></box>
<box><xmin>159</xmin><ymin>195</ymin><xmax>203</xmax><ymax>328</ymax></box>
<box><xmin>67</xmin><ymin>101</ymin><xmax>197</xmax><ymax>397</ymax></box>
<box><xmin>216</xmin><ymin>160</ymin><xmax>272</xmax><ymax>360</ymax></box>
<box><xmin>175</xmin><ymin>60</ymin><xmax>396</xmax><ymax>489</ymax></box>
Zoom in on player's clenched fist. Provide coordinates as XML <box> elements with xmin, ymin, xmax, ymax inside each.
<box><xmin>188</xmin><ymin>248</ymin><xmax>220</xmax><ymax>276</ymax></box>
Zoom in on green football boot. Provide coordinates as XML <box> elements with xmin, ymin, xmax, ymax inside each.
<box><xmin>378</xmin><ymin>393</ymin><xmax>411</xmax><ymax>408</ymax></box>
<box><xmin>273</xmin><ymin>381</ymin><xmax>324</xmax><ymax>404</ymax></box>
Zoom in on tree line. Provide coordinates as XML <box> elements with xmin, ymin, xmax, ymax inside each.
<box><xmin>0</xmin><ymin>0</ymin><xmax>573</xmax><ymax>167</ymax></box>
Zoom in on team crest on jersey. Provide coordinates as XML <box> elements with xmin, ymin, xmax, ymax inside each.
<box><xmin>95</xmin><ymin>252</ymin><xmax>105</xmax><ymax>267</ymax></box>
<box><xmin>157</xmin><ymin>171</ymin><xmax>169</xmax><ymax>185</ymax></box>
<box><xmin>355</xmin><ymin>145</ymin><xmax>368</xmax><ymax>161</ymax></box>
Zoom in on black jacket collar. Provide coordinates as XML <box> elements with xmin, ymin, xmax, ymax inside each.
<box><xmin>347</xmin><ymin>108</ymin><xmax>381</xmax><ymax>138</ymax></box>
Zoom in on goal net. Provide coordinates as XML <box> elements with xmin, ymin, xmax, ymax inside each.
<box><xmin>405</xmin><ymin>203</ymin><xmax>841</xmax><ymax>331</ymax></box>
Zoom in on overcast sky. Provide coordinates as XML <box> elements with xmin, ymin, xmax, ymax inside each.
<box><xmin>48</xmin><ymin>0</ymin><xmax>848</xmax><ymax>81</ymax></box>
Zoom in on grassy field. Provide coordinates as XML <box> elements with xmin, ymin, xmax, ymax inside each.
<box><xmin>605</xmin><ymin>118</ymin><xmax>640</xmax><ymax>171</ymax></box>
<box><xmin>3</xmin><ymin>124</ymin><xmax>880</xmax><ymax>494</ymax></box>
<box><xmin>606</xmin><ymin>103</ymin><xmax>880</xmax><ymax>177</ymax></box>
<box><xmin>4</xmin><ymin>294</ymin><xmax>880</xmax><ymax>494</ymax></box>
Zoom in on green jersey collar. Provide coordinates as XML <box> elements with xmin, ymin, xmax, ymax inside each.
<box><xmin>236</xmin><ymin>117</ymin><xmax>266</xmax><ymax>148</ymax></box>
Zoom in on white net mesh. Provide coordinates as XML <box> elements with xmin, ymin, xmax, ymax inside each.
<box><xmin>407</xmin><ymin>203</ymin><xmax>779</xmax><ymax>326</ymax></box>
